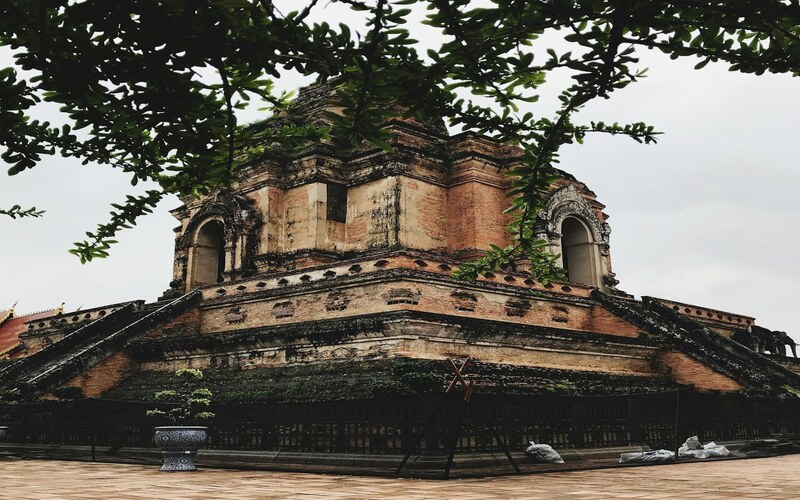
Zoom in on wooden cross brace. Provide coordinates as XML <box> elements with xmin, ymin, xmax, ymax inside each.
<box><xmin>445</xmin><ymin>358</ymin><xmax>474</xmax><ymax>402</ymax></box>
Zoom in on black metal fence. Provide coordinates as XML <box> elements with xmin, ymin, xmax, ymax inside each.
<box><xmin>0</xmin><ymin>392</ymin><xmax>798</xmax><ymax>456</ymax></box>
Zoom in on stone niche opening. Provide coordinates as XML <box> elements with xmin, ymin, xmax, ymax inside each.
<box><xmin>326</xmin><ymin>183</ymin><xmax>348</xmax><ymax>223</ymax></box>
<box><xmin>560</xmin><ymin>216</ymin><xmax>599</xmax><ymax>287</ymax></box>
<box><xmin>191</xmin><ymin>220</ymin><xmax>226</xmax><ymax>287</ymax></box>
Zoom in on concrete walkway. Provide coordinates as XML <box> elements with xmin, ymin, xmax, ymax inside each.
<box><xmin>0</xmin><ymin>455</ymin><xmax>796</xmax><ymax>499</ymax></box>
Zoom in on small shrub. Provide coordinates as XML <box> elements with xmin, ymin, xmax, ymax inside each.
<box><xmin>146</xmin><ymin>368</ymin><xmax>215</xmax><ymax>425</ymax></box>
<box><xmin>782</xmin><ymin>385</ymin><xmax>800</xmax><ymax>398</ymax></box>
<box><xmin>0</xmin><ymin>387</ymin><xmax>21</xmax><ymax>404</ymax></box>
<box><xmin>543</xmin><ymin>381</ymin><xmax>579</xmax><ymax>395</ymax></box>
<box><xmin>52</xmin><ymin>386</ymin><xmax>85</xmax><ymax>401</ymax></box>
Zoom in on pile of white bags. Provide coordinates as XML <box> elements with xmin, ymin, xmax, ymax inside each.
<box><xmin>619</xmin><ymin>436</ymin><xmax>729</xmax><ymax>464</ymax></box>
<box><xmin>524</xmin><ymin>441</ymin><xmax>565</xmax><ymax>463</ymax></box>
<box><xmin>619</xmin><ymin>449</ymin><xmax>675</xmax><ymax>464</ymax></box>
<box><xmin>678</xmin><ymin>435</ymin><xmax>730</xmax><ymax>459</ymax></box>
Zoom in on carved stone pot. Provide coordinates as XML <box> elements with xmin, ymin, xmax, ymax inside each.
<box><xmin>154</xmin><ymin>426</ymin><xmax>208</xmax><ymax>472</ymax></box>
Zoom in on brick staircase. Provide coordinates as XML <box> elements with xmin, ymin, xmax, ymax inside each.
<box><xmin>0</xmin><ymin>290</ymin><xmax>201</xmax><ymax>398</ymax></box>
<box><xmin>592</xmin><ymin>290</ymin><xmax>800</xmax><ymax>392</ymax></box>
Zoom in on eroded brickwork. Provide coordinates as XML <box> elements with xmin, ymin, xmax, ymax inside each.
<box><xmin>657</xmin><ymin>351</ymin><xmax>742</xmax><ymax>392</ymax></box>
<box><xmin>64</xmin><ymin>351</ymin><xmax>135</xmax><ymax>398</ymax></box>
<box><xmin>144</xmin><ymin>308</ymin><xmax>202</xmax><ymax>340</ymax></box>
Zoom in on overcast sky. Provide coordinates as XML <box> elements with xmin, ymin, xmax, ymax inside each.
<box><xmin>1</xmin><ymin>3</ymin><xmax>798</xmax><ymax>342</ymax></box>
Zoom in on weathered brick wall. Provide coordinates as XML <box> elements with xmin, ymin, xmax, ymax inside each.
<box><xmin>399</xmin><ymin>178</ymin><xmax>447</xmax><ymax>249</ymax></box>
<box><xmin>590</xmin><ymin>306</ymin><xmax>643</xmax><ymax>338</ymax></box>
<box><xmin>143</xmin><ymin>308</ymin><xmax>202</xmax><ymax>340</ymax></box>
<box><xmin>19</xmin><ymin>333</ymin><xmax>62</xmax><ymax>355</ymax></box>
<box><xmin>265</xmin><ymin>185</ymin><xmax>285</xmax><ymax>253</ymax></box>
<box><xmin>195</xmin><ymin>252</ymin><xmax>649</xmax><ymax>342</ymax></box>
<box><xmin>346</xmin><ymin>177</ymin><xmax>397</xmax><ymax>249</ymax></box>
<box><xmin>394</xmin><ymin>338</ymin><xmax>657</xmax><ymax>375</ymax></box>
<box><xmin>199</xmin><ymin>279</ymin><xmax>631</xmax><ymax>337</ymax></box>
<box><xmin>64</xmin><ymin>351</ymin><xmax>135</xmax><ymax>398</ymax></box>
<box><xmin>470</xmin><ymin>181</ymin><xmax>511</xmax><ymax>250</ymax></box>
<box><xmin>247</xmin><ymin>184</ymin><xmax>282</xmax><ymax>254</ymax></box>
<box><xmin>283</xmin><ymin>183</ymin><xmax>314</xmax><ymax>250</ymax></box>
<box><xmin>140</xmin><ymin>322</ymin><xmax>662</xmax><ymax>378</ymax></box>
<box><xmin>446</xmin><ymin>182</ymin><xmax>477</xmax><ymax>250</ymax></box>
<box><xmin>657</xmin><ymin>351</ymin><xmax>742</xmax><ymax>391</ymax></box>
<box><xmin>446</xmin><ymin>178</ymin><xmax>511</xmax><ymax>251</ymax></box>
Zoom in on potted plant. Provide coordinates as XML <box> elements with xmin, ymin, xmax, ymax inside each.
<box><xmin>146</xmin><ymin>368</ymin><xmax>215</xmax><ymax>472</ymax></box>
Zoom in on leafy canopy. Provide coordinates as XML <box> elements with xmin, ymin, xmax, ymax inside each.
<box><xmin>1</xmin><ymin>0</ymin><xmax>798</xmax><ymax>277</ymax></box>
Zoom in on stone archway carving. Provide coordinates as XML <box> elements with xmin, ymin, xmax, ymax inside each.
<box><xmin>535</xmin><ymin>185</ymin><xmax>618</xmax><ymax>290</ymax></box>
<box><xmin>536</xmin><ymin>185</ymin><xmax>611</xmax><ymax>256</ymax></box>
<box><xmin>168</xmin><ymin>191</ymin><xmax>262</xmax><ymax>295</ymax></box>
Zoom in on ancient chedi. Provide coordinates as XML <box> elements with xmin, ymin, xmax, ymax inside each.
<box><xmin>1</xmin><ymin>83</ymin><xmax>799</xmax><ymax>402</ymax></box>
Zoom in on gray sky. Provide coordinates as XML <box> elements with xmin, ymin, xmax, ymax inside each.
<box><xmin>1</xmin><ymin>3</ymin><xmax>798</xmax><ymax>342</ymax></box>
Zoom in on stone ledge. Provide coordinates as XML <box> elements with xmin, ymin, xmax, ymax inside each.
<box><xmin>0</xmin><ymin>443</ymin><xmax>650</xmax><ymax>473</ymax></box>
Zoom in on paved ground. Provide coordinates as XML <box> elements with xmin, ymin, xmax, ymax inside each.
<box><xmin>0</xmin><ymin>455</ymin><xmax>797</xmax><ymax>499</ymax></box>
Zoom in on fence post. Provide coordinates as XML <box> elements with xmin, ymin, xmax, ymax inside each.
<box><xmin>673</xmin><ymin>390</ymin><xmax>681</xmax><ymax>460</ymax></box>
<box><xmin>53</xmin><ymin>401</ymin><xmax>63</xmax><ymax>445</ymax></box>
<box><xmin>424</xmin><ymin>393</ymin><xmax>441</xmax><ymax>454</ymax></box>
<box><xmin>336</xmin><ymin>419</ymin><xmax>347</xmax><ymax>453</ymax></box>
<box><xmin>570</xmin><ymin>399</ymin><xmax>585</xmax><ymax>448</ymax></box>
<box><xmin>627</xmin><ymin>397</ymin><xmax>643</xmax><ymax>445</ymax></box>
<box><xmin>756</xmin><ymin>400</ymin><xmax>770</xmax><ymax>438</ymax></box>
<box><xmin>89</xmin><ymin>398</ymin><xmax>96</xmax><ymax>462</ymax></box>
<box><xmin>261</xmin><ymin>407</ymin><xmax>272</xmax><ymax>451</ymax></box>
<box><xmin>505</xmin><ymin>401</ymin><xmax>518</xmax><ymax>452</ymax></box>
<box><xmin>141</xmin><ymin>403</ymin><xmax>154</xmax><ymax>447</ymax></box>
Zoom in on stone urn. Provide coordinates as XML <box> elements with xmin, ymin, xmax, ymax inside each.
<box><xmin>154</xmin><ymin>426</ymin><xmax>208</xmax><ymax>471</ymax></box>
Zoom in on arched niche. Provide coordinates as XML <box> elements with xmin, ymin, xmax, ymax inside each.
<box><xmin>191</xmin><ymin>219</ymin><xmax>226</xmax><ymax>287</ymax></box>
<box><xmin>535</xmin><ymin>184</ymin><xmax>619</xmax><ymax>291</ymax></box>
<box><xmin>560</xmin><ymin>217</ymin><xmax>600</xmax><ymax>287</ymax></box>
<box><xmin>162</xmin><ymin>191</ymin><xmax>263</xmax><ymax>298</ymax></box>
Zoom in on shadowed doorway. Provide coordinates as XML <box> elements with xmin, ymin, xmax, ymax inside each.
<box><xmin>192</xmin><ymin>220</ymin><xmax>226</xmax><ymax>286</ymax></box>
<box><xmin>560</xmin><ymin>217</ymin><xmax>598</xmax><ymax>286</ymax></box>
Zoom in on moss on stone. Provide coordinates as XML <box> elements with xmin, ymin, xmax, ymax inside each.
<box><xmin>104</xmin><ymin>358</ymin><xmax>678</xmax><ymax>403</ymax></box>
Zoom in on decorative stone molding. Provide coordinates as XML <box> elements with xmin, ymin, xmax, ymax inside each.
<box><xmin>178</xmin><ymin>192</ymin><xmax>260</xmax><ymax>248</ymax></box>
<box><xmin>224</xmin><ymin>307</ymin><xmax>247</xmax><ymax>324</ymax></box>
<box><xmin>325</xmin><ymin>290</ymin><xmax>351</xmax><ymax>312</ymax></box>
<box><xmin>537</xmin><ymin>185</ymin><xmax>610</xmax><ymax>255</ymax></box>
<box><xmin>383</xmin><ymin>288</ymin><xmax>420</xmax><ymax>305</ymax></box>
<box><xmin>272</xmin><ymin>301</ymin><xmax>295</xmax><ymax>319</ymax></box>
<box><xmin>451</xmin><ymin>291</ymin><xmax>478</xmax><ymax>312</ymax></box>
<box><xmin>603</xmin><ymin>273</ymin><xmax>620</xmax><ymax>288</ymax></box>
<box><xmin>505</xmin><ymin>298</ymin><xmax>532</xmax><ymax>317</ymax></box>
<box><xmin>551</xmin><ymin>304</ymin><xmax>570</xmax><ymax>323</ymax></box>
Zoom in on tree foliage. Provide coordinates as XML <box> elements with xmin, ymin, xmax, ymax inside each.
<box><xmin>1</xmin><ymin>0</ymin><xmax>798</xmax><ymax>275</ymax></box>
<box><xmin>145</xmin><ymin>368</ymin><xmax>215</xmax><ymax>425</ymax></box>
<box><xmin>0</xmin><ymin>203</ymin><xmax>44</xmax><ymax>219</ymax></box>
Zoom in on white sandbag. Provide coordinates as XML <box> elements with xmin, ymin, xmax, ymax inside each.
<box><xmin>525</xmin><ymin>441</ymin><xmax>565</xmax><ymax>463</ymax></box>
<box><xmin>678</xmin><ymin>436</ymin><xmax>730</xmax><ymax>458</ymax></box>
<box><xmin>619</xmin><ymin>449</ymin><xmax>675</xmax><ymax>464</ymax></box>
<box><xmin>681</xmin><ymin>444</ymin><xmax>730</xmax><ymax>459</ymax></box>
<box><xmin>683</xmin><ymin>435</ymin><xmax>702</xmax><ymax>450</ymax></box>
